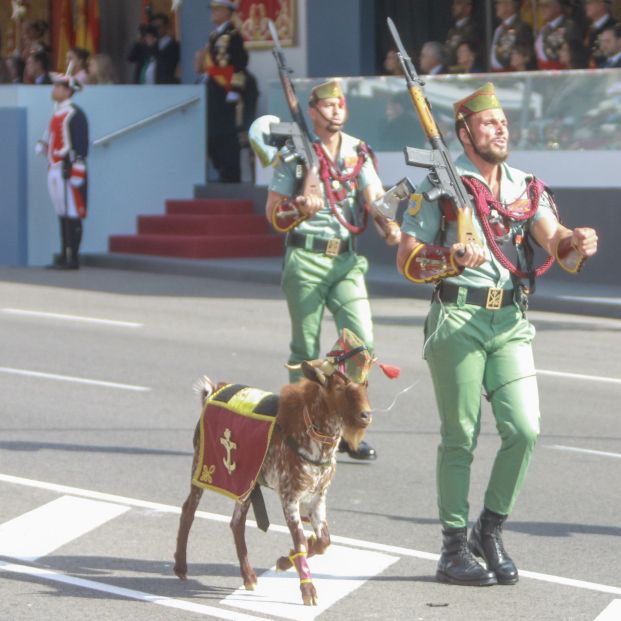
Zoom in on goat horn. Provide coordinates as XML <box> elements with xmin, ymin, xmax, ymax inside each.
<box><xmin>285</xmin><ymin>359</ymin><xmax>337</xmax><ymax>375</ymax></box>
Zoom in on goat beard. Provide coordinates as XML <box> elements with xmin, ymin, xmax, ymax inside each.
<box><xmin>340</xmin><ymin>425</ymin><xmax>368</xmax><ymax>451</ymax></box>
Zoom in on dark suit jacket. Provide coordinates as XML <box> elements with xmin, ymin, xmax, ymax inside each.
<box><xmin>586</xmin><ymin>15</ymin><xmax>617</xmax><ymax>68</ymax></box>
<box><xmin>156</xmin><ymin>37</ymin><xmax>180</xmax><ymax>84</ymax></box>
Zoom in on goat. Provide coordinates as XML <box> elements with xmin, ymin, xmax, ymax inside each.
<box><xmin>173</xmin><ymin>360</ymin><xmax>372</xmax><ymax>606</ymax></box>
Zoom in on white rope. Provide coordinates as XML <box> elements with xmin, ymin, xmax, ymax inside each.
<box><xmin>421</xmin><ymin>298</ymin><xmax>448</xmax><ymax>360</ymax></box>
<box><xmin>373</xmin><ymin>380</ymin><xmax>420</xmax><ymax>413</ymax></box>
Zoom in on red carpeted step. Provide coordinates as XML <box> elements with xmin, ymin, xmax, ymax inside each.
<box><xmin>109</xmin><ymin>234</ymin><xmax>283</xmax><ymax>259</ymax></box>
<box><xmin>165</xmin><ymin>199</ymin><xmax>253</xmax><ymax>216</ymax></box>
<box><xmin>137</xmin><ymin>214</ymin><xmax>269</xmax><ymax>236</ymax></box>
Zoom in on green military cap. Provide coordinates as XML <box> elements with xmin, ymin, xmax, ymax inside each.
<box><xmin>453</xmin><ymin>82</ymin><xmax>502</xmax><ymax>121</ymax></box>
<box><xmin>309</xmin><ymin>79</ymin><xmax>346</xmax><ymax>106</ymax></box>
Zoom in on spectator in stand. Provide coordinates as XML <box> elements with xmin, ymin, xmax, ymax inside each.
<box><xmin>382</xmin><ymin>48</ymin><xmax>405</xmax><ymax>76</ymax></box>
<box><xmin>136</xmin><ymin>25</ymin><xmax>159</xmax><ymax>84</ymax></box>
<box><xmin>509</xmin><ymin>41</ymin><xmax>536</xmax><ymax>71</ymax></box>
<box><xmin>490</xmin><ymin>0</ymin><xmax>534</xmax><ymax>72</ymax></box>
<box><xmin>0</xmin><ymin>33</ymin><xmax>9</xmax><ymax>83</ymax></box>
<box><xmin>565</xmin><ymin>0</ymin><xmax>589</xmax><ymax>39</ymax></box>
<box><xmin>87</xmin><ymin>54</ymin><xmax>117</xmax><ymax>84</ymax></box>
<box><xmin>127</xmin><ymin>24</ymin><xmax>156</xmax><ymax>84</ymax></box>
<box><xmin>197</xmin><ymin>0</ymin><xmax>249</xmax><ymax>183</ymax></box>
<box><xmin>66</xmin><ymin>47</ymin><xmax>90</xmax><ymax>85</ymax></box>
<box><xmin>453</xmin><ymin>40</ymin><xmax>484</xmax><ymax>73</ymax></box>
<box><xmin>445</xmin><ymin>0</ymin><xmax>481</xmax><ymax>68</ymax></box>
<box><xmin>584</xmin><ymin>0</ymin><xmax>618</xmax><ymax>67</ymax></box>
<box><xmin>20</xmin><ymin>19</ymin><xmax>50</xmax><ymax>58</ymax></box>
<box><xmin>26</xmin><ymin>50</ymin><xmax>52</xmax><ymax>84</ymax></box>
<box><xmin>535</xmin><ymin>0</ymin><xmax>583</xmax><ymax>70</ymax></box>
<box><xmin>419</xmin><ymin>41</ymin><xmax>447</xmax><ymax>75</ymax></box>
<box><xmin>381</xmin><ymin>92</ymin><xmax>423</xmax><ymax>150</ymax></box>
<box><xmin>600</xmin><ymin>23</ymin><xmax>621</xmax><ymax>67</ymax></box>
<box><xmin>6</xmin><ymin>55</ymin><xmax>26</xmax><ymax>83</ymax></box>
<box><xmin>150</xmin><ymin>12</ymin><xmax>180</xmax><ymax>83</ymax></box>
<box><xmin>558</xmin><ymin>37</ymin><xmax>590</xmax><ymax>68</ymax></box>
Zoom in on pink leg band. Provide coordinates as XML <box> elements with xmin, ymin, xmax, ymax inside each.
<box><xmin>289</xmin><ymin>551</ymin><xmax>312</xmax><ymax>582</ymax></box>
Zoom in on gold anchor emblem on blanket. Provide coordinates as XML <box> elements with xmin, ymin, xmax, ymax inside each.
<box><xmin>220</xmin><ymin>428</ymin><xmax>237</xmax><ymax>475</ymax></box>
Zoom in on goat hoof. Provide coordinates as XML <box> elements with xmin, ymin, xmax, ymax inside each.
<box><xmin>276</xmin><ymin>556</ymin><xmax>292</xmax><ymax>571</ymax></box>
<box><xmin>301</xmin><ymin>583</ymin><xmax>318</xmax><ymax>606</ymax></box>
<box><xmin>244</xmin><ymin>580</ymin><xmax>257</xmax><ymax>591</ymax></box>
<box><xmin>174</xmin><ymin>567</ymin><xmax>187</xmax><ymax>580</ymax></box>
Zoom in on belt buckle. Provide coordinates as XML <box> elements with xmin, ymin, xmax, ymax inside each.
<box><xmin>325</xmin><ymin>238</ymin><xmax>340</xmax><ymax>257</ymax></box>
<box><xmin>485</xmin><ymin>287</ymin><xmax>504</xmax><ymax>310</ymax></box>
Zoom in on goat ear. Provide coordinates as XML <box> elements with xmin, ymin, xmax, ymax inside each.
<box><xmin>301</xmin><ymin>360</ymin><xmax>327</xmax><ymax>385</ymax></box>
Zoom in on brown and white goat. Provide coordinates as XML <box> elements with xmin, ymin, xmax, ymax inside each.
<box><xmin>173</xmin><ymin>361</ymin><xmax>372</xmax><ymax>606</ymax></box>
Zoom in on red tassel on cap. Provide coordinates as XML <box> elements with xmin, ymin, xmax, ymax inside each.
<box><xmin>378</xmin><ymin>363</ymin><xmax>400</xmax><ymax>379</ymax></box>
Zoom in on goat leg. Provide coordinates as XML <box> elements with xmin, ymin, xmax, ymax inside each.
<box><xmin>277</xmin><ymin>496</ymin><xmax>331</xmax><ymax>569</ymax></box>
<box><xmin>174</xmin><ymin>484</ymin><xmax>203</xmax><ymax>579</ymax></box>
<box><xmin>279</xmin><ymin>502</ymin><xmax>318</xmax><ymax>606</ymax></box>
<box><xmin>230</xmin><ymin>497</ymin><xmax>257</xmax><ymax>590</ymax></box>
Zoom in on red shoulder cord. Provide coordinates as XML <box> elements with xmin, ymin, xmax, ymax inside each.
<box><xmin>461</xmin><ymin>175</ymin><xmax>555</xmax><ymax>279</ymax></box>
<box><xmin>312</xmin><ymin>142</ymin><xmax>369</xmax><ymax>235</ymax></box>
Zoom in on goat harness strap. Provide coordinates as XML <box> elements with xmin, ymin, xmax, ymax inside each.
<box><xmin>275</xmin><ymin>423</ymin><xmax>333</xmax><ymax>468</ymax></box>
<box><xmin>303</xmin><ymin>406</ymin><xmax>341</xmax><ymax>444</ymax></box>
<box><xmin>249</xmin><ymin>485</ymin><xmax>270</xmax><ymax>532</ymax></box>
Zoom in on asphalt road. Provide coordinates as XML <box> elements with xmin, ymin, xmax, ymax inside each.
<box><xmin>0</xmin><ymin>267</ymin><xmax>620</xmax><ymax>621</ymax></box>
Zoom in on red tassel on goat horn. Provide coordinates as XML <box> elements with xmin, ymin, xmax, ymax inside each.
<box><xmin>379</xmin><ymin>363</ymin><xmax>400</xmax><ymax>379</ymax></box>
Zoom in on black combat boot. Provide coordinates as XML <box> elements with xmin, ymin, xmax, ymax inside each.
<box><xmin>469</xmin><ymin>508</ymin><xmax>518</xmax><ymax>585</ymax></box>
<box><xmin>338</xmin><ymin>438</ymin><xmax>377</xmax><ymax>460</ymax></box>
<box><xmin>436</xmin><ymin>527</ymin><xmax>497</xmax><ymax>586</ymax></box>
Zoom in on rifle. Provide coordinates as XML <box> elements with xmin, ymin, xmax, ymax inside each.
<box><xmin>386</xmin><ymin>17</ymin><xmax>481</xmax><ymax>247</ymax></box>
<box><xmin>267</xmin><ymin>20</ymin><xmax>322</xmax><ymax>200</ymax></box>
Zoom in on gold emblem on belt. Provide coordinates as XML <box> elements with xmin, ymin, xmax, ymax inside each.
<box><xmin>325</xmin><ymin>238</ymin><xmax>341</xmax><ymax>257</ymax></box>
<box><xmin>485</xmin><ymin>287</ymin><xmax>504</xmax><ymax>310</ymax></box>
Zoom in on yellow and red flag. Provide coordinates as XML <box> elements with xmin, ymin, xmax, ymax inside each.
<box><xmin>74</xmin><ymin>0</ymin><xmax>99</xmax><ymax>54</ymax></box>
<box><xmin>74</xmin><ymin>0</ymin><xmax>88</xmax><ymax>49</ymax></box>
<box><xmin>52</xmin><ymin>0</ymin><xmax>75</xmax><ymax>72</ymax></box>
<box><xmin>86</xmin><ymin>0</ymin><xmax>100</xmax><ymax>53</ymax></box>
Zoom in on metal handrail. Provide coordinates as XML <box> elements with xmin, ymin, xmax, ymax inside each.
<box><xmin>92</xmin><ymin>96</ymin><xmax>201</xmax><ymax>147</ymax></box>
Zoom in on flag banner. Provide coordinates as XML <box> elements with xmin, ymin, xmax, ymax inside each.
<box><xmin>233</xmin><ymin>0</ymin><xmax>295</xmax><ymax>49</ymax></box>
<box><xmin>52</xmin><ymin>0</ymin><xmax>75</xmax><ymax>72</ymax></box>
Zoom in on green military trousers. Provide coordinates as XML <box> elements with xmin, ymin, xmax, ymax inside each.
<box><xmin>282</xmin><ymin>247</ymin><xmax>373</xmax><ymax>383</ymax></box>
<box><xmin>424</xmin><ymin>298</ymin><xmax>540</xmax><ymax>529</ymax></box>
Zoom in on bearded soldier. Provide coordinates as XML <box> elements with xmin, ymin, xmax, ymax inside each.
<box><xmin>36</xmin><ymin>71</ymin><xmax>88</xmax><ymax>270</ymax></box>
<box><xmin>396</xmin><ymin>83</ymin><xmax>598</xmax><ymax>586</ymax></box>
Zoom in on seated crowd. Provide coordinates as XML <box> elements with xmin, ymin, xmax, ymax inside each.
<box><xmin>386</xmin><ymin>0</ymin><xmax>621</xmax><ymax>76</ymax></box>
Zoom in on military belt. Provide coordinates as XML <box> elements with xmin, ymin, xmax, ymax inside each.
<box><xmin>286</xmin><ymin>231</ymin><xmax>352</xmax><ymax>257</ymax></box>
<box><xmin>436</xmin><ymin>283</ymin><xmax>515</xmax><ymax>310</ymax></box>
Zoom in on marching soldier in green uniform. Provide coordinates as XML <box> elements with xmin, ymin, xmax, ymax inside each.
<box><xmin>396</xmin><ymin>83</ymin><xmax>598</xmax><ymax>586</ymax></box>
<box><xmin>265</xmin><ymin>79</ymin><xmax>401</xmax><ymax>461</ymax></box>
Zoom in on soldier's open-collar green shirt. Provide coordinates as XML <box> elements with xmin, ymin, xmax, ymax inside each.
<box><xmin>269</xmin><ymin>131</ymin><xmax>380</xmax><ymax>242</ymax></box>
<box><xmin>401</xmin><ymin>153</ymin><xmax>557</xmax><ymax>290</ymax></box>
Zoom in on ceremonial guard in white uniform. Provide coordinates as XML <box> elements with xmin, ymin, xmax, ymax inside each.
<box><xmin>36</xmin><ymin>70</ymin><xmax>89</xmax><ymax>269</ymax></box>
